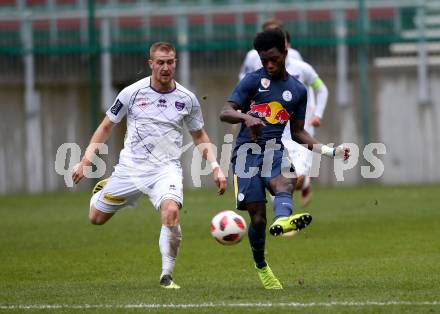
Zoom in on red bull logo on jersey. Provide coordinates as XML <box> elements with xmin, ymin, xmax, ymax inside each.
<box><xmin>248</xmin><ymin>101</ymin><xmax>290</xmax><ymax>124</ymax></box>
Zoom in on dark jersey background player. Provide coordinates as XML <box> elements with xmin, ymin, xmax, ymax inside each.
<box><xmin>220</xmin><ymin>28</ymin><xmax>350</xmax><ymax>289</ymax></box>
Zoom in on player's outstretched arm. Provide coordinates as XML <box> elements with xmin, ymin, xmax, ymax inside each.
<box><xmin>291</xmin><ymin>118</ymin><xmax>350</xmax><ymax>161</ymax></box>
<box><xmin>310</xmin><ymin>78</ymin><xmax>328</xmax><ymax>127</ymax></box>
<box><xmin>72</xmin><ymin>116</ymin><xmax>116</xmax><ymax>184</ymax></box>
<box><xmin>190</xmin><ymin>128</ymin><xmax>227</xmax><ymax>195</ymax></box>
<box><xmin>220</xmin><ymin>102</ymin><xmax>265</xmax><ymax>142</ymax></box>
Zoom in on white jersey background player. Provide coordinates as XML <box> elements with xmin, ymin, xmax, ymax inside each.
<box><xmin>283</xmin><ymin>55</ymin><xmax>328</xmax><ymax>206</ymax></box>
<box><xmin>238</xmin><ymin>46</ymin><xmax>302</xmax><ymax>81</ymax></box>
<box><xmin>238</xmin><ymin>18</ymin><xmax>303</xmax><ymax>81</ymax></box>
<box><xmin>72</xmin><ymin>42</ymin><xmax>226</xmax><ymax>289</ymax></box>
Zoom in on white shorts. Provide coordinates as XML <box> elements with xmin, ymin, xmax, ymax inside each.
<box><xmin>92</xmin><ymin>163</ymin><xmax>183</xmax><ymax>213</ymax></box>
<box><xmin>283</xmin><ymin>140</ymin><xmax>312</xmax><ymax>177</ymax></box>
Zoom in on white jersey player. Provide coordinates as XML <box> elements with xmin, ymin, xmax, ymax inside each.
<box><xmin>283</xmin><ymin>58</ymin><xmax>328</xmax><ymax>206</ymax></box>
<box><xmin>108</xmin><ymin>76</ymin><xmax>204</xmax><ymax>172</ymax></box>
<box><xmin>72</xmin><ymin>42</ymin><xmax>226</xmax><ymax>289</ymax></box>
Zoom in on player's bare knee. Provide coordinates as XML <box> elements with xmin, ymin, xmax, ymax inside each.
<box><xmin>89</xmin><ymin>207</ymin><xmax>110</xmax><ymax>225</ymax></box>
<box><xmin>160</xmin><ymin>200</ymin><xmax>180</xmax><ymax>226</ymax></box>
<box><xmin>295</xmin><ymin>175</ymin><xmax>305</xmax><ymax>190</ymax></box>
<box><xmin>90</xmin><ymin>218</ymin><xmax>103</xmax><ymax>225</ymax></box>
<box><xmin>89</xmin><ymin>213</ymin><xmax>104</xmax><ymax>225</ymax></box>
<box><xmin>163</xmin><ymin>210</ymin><xmax>179</xmax><ymax>226</ymax></box>
<box><xmin>270</xmin><ymin>175</ymin><xmax>295</xmax><ymax>194</ymax></box>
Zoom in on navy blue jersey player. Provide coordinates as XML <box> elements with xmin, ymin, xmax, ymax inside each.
<box><xmin>220</xmin><ymin>28</ymin><xmax>350</xmax><ymax>289</ymax></box>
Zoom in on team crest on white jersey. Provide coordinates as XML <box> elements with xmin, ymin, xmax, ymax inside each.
<box><xmin>282</xmin><ymin>90</ymin><xmax>292</xmax><ymax>101</ymax></box>
<box><xmin>175</xmin><ymin>101</ymin><xmax>185</xmax><ymax>111</ymax></box>
<box><xmin>261</xmin><ymin>78</ymin><xmax>270</xmax><ymax>89</ymax></box>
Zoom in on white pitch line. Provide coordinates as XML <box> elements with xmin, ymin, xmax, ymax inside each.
<box><xmin>0</xmin><ymin>301</ymin><xmax>439</xmax><ymax>310</ymax></box>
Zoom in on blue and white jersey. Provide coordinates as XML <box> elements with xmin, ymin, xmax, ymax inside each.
<box><xmin>106</xmin><ymin>76</ymin><xmax>204</xmax><ymax>168</ymax></box>
<box><xmin>229</xmin><ymin>67</ymin><xmax>307</xmax><ymax>148</ymax></box>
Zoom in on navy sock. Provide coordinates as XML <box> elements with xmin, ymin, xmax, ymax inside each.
<box><xmin>248</xmin><ymin>223</ymin><xmax>266</xmax><ymax>269</ymax></box>
<box><xmin>273</xmin><ymin>192</ymin><xmax>293</xmax><ymax>220</ymax></box>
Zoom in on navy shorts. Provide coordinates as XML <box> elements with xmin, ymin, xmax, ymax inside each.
<box><xmin>232</xmin><ymin>149</ymin><xmax>295</xmax><ymax>210</ymax></box>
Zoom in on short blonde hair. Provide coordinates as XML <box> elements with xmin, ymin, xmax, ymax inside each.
<box><xmin>149</xmin><ymin>42</ymin><xmax>176</xmax><ymax>59</ymax></box>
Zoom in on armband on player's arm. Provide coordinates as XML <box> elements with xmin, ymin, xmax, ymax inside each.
<box><xmin>311</xmin><ymin>77</ymin><xmax>324</xmax><ymax>90</ymax></box>
<box><xmin>311</xmin><ymin>77</ymin><xmax>328</xmax><ymax>119</ymax></box>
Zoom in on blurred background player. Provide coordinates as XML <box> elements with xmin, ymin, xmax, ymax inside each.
<box><xmin>282</xmin><ymin>31</ymin><xmax>329</xmax><ymax>207</ymax></box>
<box><xmin>220</xmin><ymin>29</ymin><xmax>349</xmax><ymax>289</ymax></box>
<box><xmin>238</xmin><ymin>18</ymin><xmax>302</xmax><ymax>81</ymax></box>
<box><xmin>72</xmin><ymin>42</ymin><xmax>226</xmax><ymax>289</ymax></box>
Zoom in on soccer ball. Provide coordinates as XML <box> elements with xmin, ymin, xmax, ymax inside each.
<box><xmin>210</xmin><ymin>210</ymin><xmax>247</xmax><ymax>245</ymax></box>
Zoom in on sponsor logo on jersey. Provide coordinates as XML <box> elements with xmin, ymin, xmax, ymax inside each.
<box><xmin>282</xmin><ymin>90</ymin><xmax>293</xmax><ymax>102</ymax></box>
<box><xmin>247</xmin><ymin>101</ymin><xmax>290</xmax><ymax>124</ymax></box>
<box><xmin>103</xmin><ymin>193</ymin><xmax>126</xmax><ymax>204</ymax></box>
<box><xmin>175</xmin><ymin>101</ymin><xmax>185</xmax><ymax>111</ymax></box>
<box><xmin>136</xmin><ymin>98</ymin><xmax>150</xmax><ymax>108</ymax></box>
<box><xmin>157</xmin><ymin>98</ymin><xmax>167</xmax><ymax>108</ymax></box>
<box><xmin>169</xmin><ymin>184</ymin><xmax>176</xmax><ymax>190</ymax></box>
<box><xmin>110</xmin><ymin>99</ymin><xmax>123</xmax><ymax>115</ymax></box>
<box><xmin>261</xmin><ymin>78</ymin><xmax>271</xmax><ymax>89</ymax></box>
<box><xmin>258</xmin><ymin>88</ymin><xmax>270</xmax><ymax>93</ymax></box>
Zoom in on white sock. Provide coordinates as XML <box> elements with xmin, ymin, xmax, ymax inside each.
<box><xmin>159</xmin><ymin>224</ymin><xmax>182</xmax><ymax>279</ymax></box>
<box><xmin>302</xmin><ymin>176</ymin><xmax>311</xmax><ymax>190</ymax></box>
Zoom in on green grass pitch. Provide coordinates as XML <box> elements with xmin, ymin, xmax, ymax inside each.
<box><xmin>1</xmin><ymin>185</ymin><xmax>439</xmax><ymax>313</ymax></box>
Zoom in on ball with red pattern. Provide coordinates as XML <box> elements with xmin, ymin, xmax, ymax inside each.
<box><xmin>210</xmin><ymin>210</ymin><xmax>247</xmax><ymax>245</ymax></box>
